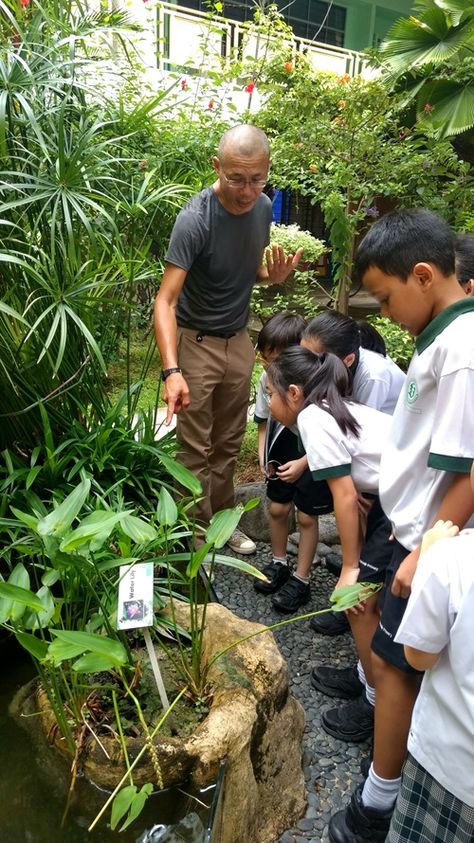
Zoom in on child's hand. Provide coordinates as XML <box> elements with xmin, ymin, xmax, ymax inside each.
<box><xmin>391</xmin><ymin>549</ymin><xmax>418</xmax><ymax>599</ymax></box>
<box><xmin>421</xmin><ymin>519</ymin><xmax>459</xmax><ymax>556</ymax></box>
<box><xmin>277</xmin><ymin>458</ymin><xmax>306</xmax><ymax>483</ymax></box>
<box><xmin>335</xmin><ymin>568</ymin><xmax>365</xmax><ymax>615</ymax></box>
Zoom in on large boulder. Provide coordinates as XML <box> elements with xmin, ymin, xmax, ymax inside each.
<box><xmin>234</xmin><ymin>482</ymin><xmax>296</xmax><ymax>542</ymax></box>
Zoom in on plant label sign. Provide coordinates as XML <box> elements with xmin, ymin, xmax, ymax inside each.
<box><xmin>117</xmin><ymin>562</ymin><xmax>154</xmax><ymax>630</ymax></box>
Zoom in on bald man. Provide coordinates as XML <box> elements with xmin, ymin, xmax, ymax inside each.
<box><xmin>154</xmin><ymin>125</ymin><xmax>302</xmax><ymax>551</ymax></box>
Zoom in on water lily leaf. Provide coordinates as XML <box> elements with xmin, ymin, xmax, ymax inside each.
<box><xmin>110</xmin><ymin>785</ymin><xmax>137</xmax><ymax>831</ymax></box>
<box><xmin>0</xmin><ymin>582</ymin><xmax>45</xmax><ymax>621</ymax></box>
<box><xmin>330</xmin><ymin>581</ymin><xmax>382</xmax><ymax>612</ymax></box>
<box><xmin>48</xmin><ymin>630</ymin><xmax>128</xmax><ymax>667</ymax></box>
<box><xmin>158</xmin><ymin>453</ymin><xmax>202</xmax><ymax>496</ymax></box>
<box><xmin>23</xmin><ymin>586</ymin><xmax>55</xmax><ymax>629</ymax></box>
<box><xmin>119</xmin><ymin>783</ymin><xmax>154</xmax><ymax>831</ymax></box>
<box><xmin>242</xmin><ymin>497</ymin><xmax>260</xmax><ymax>512</ymax></box>
<box><xmin>205</xmin><ymin>506</ymin><xmax>245</xmax><ymax>548</ymax></box>
<box><xmin>72</xmin><ymin>653</ymin><xmax>117</xmax><ymax>673</ymax></box>
<box><xmin>38</xmin><ymin>478</ymin><xmax>91</xmax><ymax>537</ymax></box>
<box><xmin>15</xmin><ymin>631</ymin><xmax>49</xmax><ymax>661</ymax></box>
<box><xmin>186</xmin><ymin>542</ymin><xmax>213</xmax><ymax>578</ymax></box>
<box><xmin>60</xmin><ymin>510</ymin><xmax>124</xmax><ymax>551</ymax></box>
<box><xmin>120</xmin><ymin>514</ymin><xmax>158</xmax><ymax>544</ymax></box>
<box><xmin>156</xmin><ymin>487</ymin><xmax>178</xmax><ymax>527</ymax></box>
<box><xmin>210</xmin><ymin>554</ymin><xmax>268</xmax><ymax>580</ymax></box>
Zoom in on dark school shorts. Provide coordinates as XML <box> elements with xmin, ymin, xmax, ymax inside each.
<box><xmin>358</xmin><ymin>497</ymin><xmax>393</xmax><ymax>584</ymax></box>
<box><xmin>371</xmin><ymin>538</ymin><xmax>423</xmax><ymax>675</ymax></box>
<box><xmin>265</xmin><ymin>427</ymin><xmax>333</xmax><ymax>517</ymax></box>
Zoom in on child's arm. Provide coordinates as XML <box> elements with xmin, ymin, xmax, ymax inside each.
<box><xmin>392</xmin><ymin>473</ymin><xmax>474</xmax><ymax>599</ymax></box>
<box><xmin>277</xmin><ymin>454</ymin><xmax>308</xmax><ymax>483</ymax></box>
<box><xmin>328</xmin><ymin>475</ymin><xmax>363</xmax><ymax>589</ymax></box>
<box><xmin>257</xmin><ymin>421</ymin><xmax>267</xmax><ymax>475</ymax></box>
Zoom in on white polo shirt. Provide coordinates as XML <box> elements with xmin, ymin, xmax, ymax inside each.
<box><xmin>395</xmin><ymin>531</ymin><xmax>474</xmax><ymax>806</ymax></box>
<box><xmin>297</xmin><ymin>401</ymin><xmax>392</xmax><ymax>495</ymax></box>
<box><xmin>352</xmin><ymin>347</ymin><xmax>406</xmax><ymax>414</ymax></box>
<box><xmin>380</xmin><ymin>300</ymin><xmax>474</xmax><ymax>551</ymax></box>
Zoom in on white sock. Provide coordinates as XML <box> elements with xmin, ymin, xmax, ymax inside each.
<box><xmin>272</xmin><ymin>555</ymin><xmax>288</xmax><ymax>566</ymax></box>
<box><xmin>365</xmin><ymin>682</ymin><xmax>376</xmax><ymax>707</ymax></box>
<box><xmin>294</xmin><ymin>574</ymin><xmax>310</xmax><ymax>584</ymax></box>
<box><xmin>357</xmin><ymin>660</ymin><xmax>366</xmax><ymax>686</ymax></box>
<box><xmin>362</xmin><ymin>765</ymin><xmax>401</xmax><ymax>812</ymax></box>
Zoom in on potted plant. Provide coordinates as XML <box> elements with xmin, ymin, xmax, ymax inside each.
<box><xmin>1</xmin><ymin>458</ymin><xmax>310</xmax><ymax>841</ymax></box>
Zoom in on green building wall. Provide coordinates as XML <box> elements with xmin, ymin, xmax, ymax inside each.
<box><xmin>342</xmin><ymin>0</ymin><xmax>414</xmax><ymax>50</ymax></box>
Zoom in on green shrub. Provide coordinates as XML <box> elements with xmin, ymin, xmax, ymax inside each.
<box><xmin>367</xmin><ymin>316</ymin><xmax>415</xmax><ymax>371</ymax></box>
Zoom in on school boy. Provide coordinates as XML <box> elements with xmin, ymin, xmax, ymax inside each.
<box><xmin>387</xmin><ymin>512</ymin><xmax>474</xmax><ymax>843</ymax></box>
<box><xmin>328</xmin><ymin>209</ymin><xmax>474</xmax><ymax>843</ymax></box>
<box><xmin>253</xmin><ymin>312</ymin><xmax>334</xmax><ymax>613</ymax></box>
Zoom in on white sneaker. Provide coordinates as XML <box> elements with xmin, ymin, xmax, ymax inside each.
<box><xmin>227</xmin><ymin>528</ymin><xmax>256</xmax><ymax>555</ymax></box>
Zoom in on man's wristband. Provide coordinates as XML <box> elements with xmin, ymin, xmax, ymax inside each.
<box><xmin>162</xmin><ymin>367</ymin><xmax>182</xmax><ymax>381</ymax></box>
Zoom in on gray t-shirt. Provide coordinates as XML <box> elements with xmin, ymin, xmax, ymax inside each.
<box><xmin>165</xmin><ymin>187</ymin><xmax>272</xmax><ymax>333</ymax></box>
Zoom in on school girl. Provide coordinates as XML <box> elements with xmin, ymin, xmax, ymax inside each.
<box><xmin>266</xmin><ymin>346</ymin><xmax>394</xmax><ymax>743</ymax></box>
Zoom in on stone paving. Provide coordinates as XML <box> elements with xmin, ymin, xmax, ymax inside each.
<box><xmin>212</xmin><ymin>515</ymin><xmax>371</xmax><ymax>843</ymax></box>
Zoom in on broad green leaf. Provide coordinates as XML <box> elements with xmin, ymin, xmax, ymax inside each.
<box><xmin>242</xmin><ymin>497</ymin><xmax>260</xmax><ymax>512</ymax></box>
<box><xmin>38</xmin><ymin>478</ymin><xmax>91</xmax><ymax>537</ymax></box>
<box><xmin>59</xmin><ymin>510</ymin><xmax>124</xmax><ymax>551</ymax></box>
<box><xmin>120</xmin><ymin>783</ymin><xmax>154</xmax><ymax>831</ymax></box>
<box><xmin>23</xmin><ymin>586</ymin><xmax>55</xmax><ymax>630</ymax></box>
<box><xmin>156</xmin><ymin>487</ymin><xmax>178</xmax><ymax>527</ymax></box>
<box><xmin>0</xmin><ymin>583</ymin><xmax>45</xmax><ymax>617</ymax></box>
<box><xmin>120</xmin><ymin>514</ymin><xmax>158</xmax><ymax>543</ymax></box>
<box><xmin>206</xmin><ymin>506</ymin><xmax>244</xmax><ymax>548</ymax></box>
<box><xmin>42</xmin><ymin>569</ymin><xmax>60</xmax><ymax>587</ymax></box>
<box><xmin>186</xmin><ymin>542</ymin><xmax>213</xmax><ymax>578</ymax></box>
<box><xmin>10</xmin><ymin>507</ymin><xmax>40</xmax><ymax>531</ymax></box>
<box><xmin>110</xmin><ymin>785</ymin><xmax>137</xmax><ymax>830</ymax></box>
<box><xmin>72</xmin><ymin>653</ymin><xmax>117</xmax><ymax>673</ymax></box>
<box><xmin>15</xmin><ymin>631</ymin><xmax>49</xmax><ymax>661</ymax></box>
<box><xmin>330</xmin><ymin>582</ymin><xmax>382</xmax><ymax>612</ymax></box>
<box><xmin>158</xmin><ymin>453</ymin><xmax>202</xmax><ymax>496</ymax></box>
<box><xmin>205</xmin><ymin>553</ymin><xmax>268</xmax><ymax>580</ymax></box>
<box><xmin>48</xmin><ymin>630</ymin><xmax>128</xmax><ymax>667</ymax></box>
<box><xmin>10</xmin><ymin>563</ymin><xmax>30</xmax><ymax>622</ymax></box>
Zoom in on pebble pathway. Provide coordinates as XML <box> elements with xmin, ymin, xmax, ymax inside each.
<box><xmin>212</xmin><ymin>515</ymin><xmax>371</xmax><ymax>843</ymax></box>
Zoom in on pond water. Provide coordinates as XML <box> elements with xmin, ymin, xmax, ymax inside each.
<box><xmin>0</xmin><ymin>637</ymin><xmax>221</xmax><ymax>843</ymax></box>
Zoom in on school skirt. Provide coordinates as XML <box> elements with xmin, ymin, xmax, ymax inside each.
<box><xmin>387</xmin><ymin>753</ymin><xmax>474</xmax><ymax>843</ymax></box>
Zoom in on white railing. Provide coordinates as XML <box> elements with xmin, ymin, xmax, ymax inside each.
<box><xmin>155</xmin><ymin>2</ymin><xmax>368</xmax><ymax>77</ymax></box>
<box><xmin>125</xmin><ymin>0</ymin><xmax>369</xmax><ymax>81</ymax></box>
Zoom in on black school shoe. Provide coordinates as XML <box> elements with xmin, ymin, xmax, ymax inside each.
<box><xmin>310</xmin><ymin>610</ymin><xmax>350</xmax><ymax>636</ymax></box>
<box><xmin>328</xmin><ymin>783</ymin><xmax>393</xmax><ymax>843</ymax></box>
<box><xmin>254</xmin><ymin>561</ymin><xmax>291</xmax><ymax>595</ymax></box>
<box><xmin>271</xmin><ymin>574</ymin><xmax>311</xmax><ymax>613</ymax></box>
<box><xmin>311</xmin><ymin>664</ymin><xmax>362</xmax><ymax>699</ymax></box>
<box><xmin>322</xmin><ymin>693</ymin><xmax>374</xmax><ymax>743</ymax></box>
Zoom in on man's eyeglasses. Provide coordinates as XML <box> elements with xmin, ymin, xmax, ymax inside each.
<box><xmin>221</xmin><ymin>171</ymin><xmax>267</xmax><ymax>190</ymax></box>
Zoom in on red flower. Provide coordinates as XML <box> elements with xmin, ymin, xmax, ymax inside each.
<box><xmin>283</xmin><ymin>61</ymin><xmax>293</xmax><ymax>73</ymax></box>
<box><xmin>208</xmin><ymin>99</ymin><xmax>214</xmax><ymax>110</ymax></box>
<box><xmin>338</xmin><ymin>73</ymin><xmax>351</xmax><ymax>84</ymax></box>
<box><xmin>138</xmin><ymin>160</ymin><xmax>148</xmax><ymax>170</ymax></box>
<box><xmin>180</xmin><ymin>78</ymin><xmax>188</xmax><ymax>91</ymax></box>
<box><xmin>423</xmin><ymin>103</ymin><xmax>435</xmax><ymax>112</ymax></box>
<box><xmin>245</xmin><ymin>81</ymin><xmax>255</xmax><ymax>94</ymax></box>
<box><xmin>20</xmin><ymin>0</ymin><xmax>30</xmax><ymax>7</ymax></box>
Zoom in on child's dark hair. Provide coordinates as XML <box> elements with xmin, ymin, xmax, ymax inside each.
<box><xmin>357</xmin><ymin>320</ymin><xmax>386</xmax><ymax>356</ymax></box>
<box><xmin>454</xmin><ymin>233</ymin><xmax>474</xmax><ymax>290</ymax></box>
<box><xmin>266</xmin><ymin>346</ymin><xmax>360</xmax><ymax>436</ymax></box>
<box><xmin>303</xmin><ymin>310</ymin><xmax>360</xmax><ymax>359</ymax></box>
<box><xmin>257</xmin><ymin>311</ymin><xmax>306</xmax><ymax>354</ymax></box>
<box><xmin>355</xmin><ymin>209</ymin><xmax>455</xmax><ymax>282</ymax></box>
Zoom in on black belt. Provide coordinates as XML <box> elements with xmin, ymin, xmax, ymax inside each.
<box><xmin>180</xmin><ymin>326</ymin><xmax>237</xmax><ymax>340</ymax></box>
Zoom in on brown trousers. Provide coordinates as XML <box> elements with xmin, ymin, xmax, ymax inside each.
<box><xmin>176</xmin><ymin>327</ymin><xmax>255</xmax><ymax>524</ymax></box>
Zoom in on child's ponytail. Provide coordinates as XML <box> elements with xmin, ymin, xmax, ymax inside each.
<box><xmin>267</xmin><ymin>347</ymin><xmax>361</xmax><ymax>437</ymax></box>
